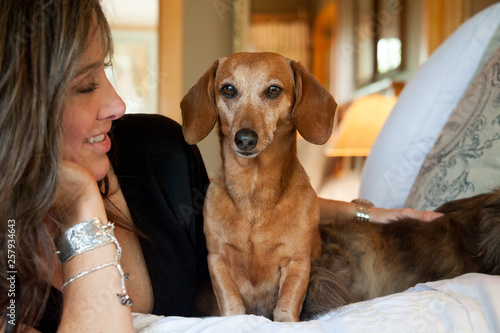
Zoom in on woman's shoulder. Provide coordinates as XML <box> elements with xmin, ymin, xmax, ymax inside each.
<box><xmin>113</xmin><ymin>113</ymin><xmax>184</xmax><ymax>143</ymax></box>
<box><xmin>111</xmin><ymin>114</ymin><xmax>189</xmax><ymax>157</ymax></box>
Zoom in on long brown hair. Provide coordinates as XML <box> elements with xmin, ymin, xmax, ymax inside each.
<box><xmin>0</xmin><ymin>1</ymin><xmax>112</xmax><ymax>331</ymax></box>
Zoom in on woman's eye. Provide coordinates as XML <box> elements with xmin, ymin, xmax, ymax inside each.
<box><xmin>267</xmin><ymin>85</ymin><xmax>282</xmax><ymax>98</ymax></box>
<box><xmin>221</xmin><ymin>84</ymin><xmax>237</xmax><ymax>98</ymax></box>
<box><xmin>77</xmin><ymin>82</ymin><xmax>99</xmax><ymax>94</ymax></box>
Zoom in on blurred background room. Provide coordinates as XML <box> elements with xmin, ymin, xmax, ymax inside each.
<box><xmin>103</xmin><ymin>0</ymin><xmax>500</xmax><ymax>201</ymax></box>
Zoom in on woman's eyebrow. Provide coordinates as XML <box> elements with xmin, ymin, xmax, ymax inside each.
<box><xmin>76</xmin><ymin>61</ymin><xmax>102</xmax><ymax>76</ymax></box>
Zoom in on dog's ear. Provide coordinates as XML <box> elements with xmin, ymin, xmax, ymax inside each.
<box><xmin>290</xmin><ymin>60</ymin><xmax>337</xmax><ymax>145</ymax></box>
<box><xmin>181</xmin><ymin>60</ymin><xmax>219</xmax><ymax>144</ymax></box>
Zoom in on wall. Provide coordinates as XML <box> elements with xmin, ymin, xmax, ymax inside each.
<box><xmin>182</xmin><ymin>0</ymin><xmax>234</xmax><ymax>178</ymax></box>
<box><xmin>403</xmin><ymin>0</ymin><xmax>427</xmax><ymax>76</ymax></box>
<box><xmin>103</xmin><ymin>0</ymin><xmax>158</xmax><ymax>26</ymax></box>
<box><xmin>110</xmin><ymin>0</ymin><xmax>491</xmax><ymax>181</ymax></box>
<box><xmin>105</xmin><ymin>0</ymin><xmax>232</xmax><ymax>178</ymax></box>
<box><xmin>252</xmin><ymin>0</ymin><xmax>314</xmax><ymax>14</ymax></box>
<box><xmin>425</xmin><ymin>0</ymin><xmax>500</xmax><ymax>55</ymax></box>
<box><xmin>158</xmin><ymin>0</ymin><xmax>183</xmax><ymax>124</ymax></box>
<box><xmin>471</xmin><ymin>0</ymin><xmax>500</xmax><ymax>13</ymax></box>
<box><xmin>104</xmin><ymin>0</ymin><xmax>159</xmax><ymax>116</ymax></box>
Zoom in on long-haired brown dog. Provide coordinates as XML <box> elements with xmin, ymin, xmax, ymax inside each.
<box><xmin>181</xmin><ymin>52</ymin><xmax>336</xmax><ymax>322</ymax></box>
<box><xmin>301</xmin><ymin>190</ymin><xmax>500</xmax><ymax>319</ymax></box>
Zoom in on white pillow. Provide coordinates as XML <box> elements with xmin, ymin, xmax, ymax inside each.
<box><xmin>359</xmin><ymin>3</ymin><xmax>500</xmax><ymax>208</ymax></box>
<box><xmin>405</xmin><ymin>44</ymin><xmax>500</xmax><ymax>210</ymax></box>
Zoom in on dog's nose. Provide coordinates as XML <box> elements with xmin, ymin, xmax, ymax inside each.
<box><xmin>235</xmin><ymin>128</ymin><xmax>258</xmax><ymax>151</ymax></box>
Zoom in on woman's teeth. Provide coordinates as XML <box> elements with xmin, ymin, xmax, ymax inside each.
<box><xmin>83</xmin><ymin>134</ymin><xmax>105</xmax><ymax>143</ymax></box>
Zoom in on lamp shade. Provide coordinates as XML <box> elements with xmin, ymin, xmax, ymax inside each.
<box><xmin>325</xmin><ymin>94</ymin><xmax>396</xmax><ymax>157</ymax></box>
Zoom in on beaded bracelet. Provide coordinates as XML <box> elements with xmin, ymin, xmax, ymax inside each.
<box><xmin>61</xmin><ymin>261</ymin><xmax>116</xmax><ymax>290</ymax></box>
<box><xmin>351</xmin><ymin>199</ymin><xmax>374</xmax><ymax>222</ymax></box>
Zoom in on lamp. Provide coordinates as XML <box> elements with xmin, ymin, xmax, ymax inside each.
<box><xmin>324</xmin><ymin>94</ymin><xmax>397</xmax><ymax>157</ymax></box>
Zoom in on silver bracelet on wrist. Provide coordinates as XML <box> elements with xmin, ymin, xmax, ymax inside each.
<box><xmin>351</xmin><ymin>199</ymin><xmax>374</xmax><ymax>222</ymax></box>
<box><xmin>61</xmin><ymin>259</ymin><xmax>132</xmax><ymax>306</ymax></box>
<box><xmin>55</xmin><ymin>217</ymin><xmax>117</xmax><ymax>264</ymax></box>
<box><xmin>61</xmin><ymin>261</ymin><xmax>116</xmax><ymax>290</ymax></box>
<box><xmin>56</xmin><ymin>217</ymin><xmax>132</xmax><ymax>306</ymax></box>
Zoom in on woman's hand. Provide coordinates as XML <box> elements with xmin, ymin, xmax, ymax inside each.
<box><xmin>369</xmin><ymin>207</ymin><xmax>443</xmax><ymax>224</ymax></box>
<box><xmin>51</xmin><ymin>160</ymin><xmax>106</xmax><ymax>228</ymax></box>
<box><xmin>318</xmin><ymin>198</ymin><xmax>443</xmax><ymax>225</ymax></box>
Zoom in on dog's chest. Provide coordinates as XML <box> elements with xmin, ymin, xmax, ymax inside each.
<box><xmin>205</xmin><ymin>171</ymin><xmax>317</xmax><ymax>261</ymax></box>
<box><xmin>223</xmin><ymin>226</ymin><xmax>284</xmax><ymax>301</ymax></box>
<box><xmin>223</xmin><ymin>215</ymin><xmax>288</xmax><ymax>261</ymax></box>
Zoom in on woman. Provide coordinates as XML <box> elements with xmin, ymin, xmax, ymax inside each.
<box><xmin>1</xmin><ymin>1</ymin><xmax>136</xmax><ymax>332</ymax></box>
<box><xmin>0</xmin><ymin>1</ymin><xmax>439</xmax><ymax>332</ymax></box>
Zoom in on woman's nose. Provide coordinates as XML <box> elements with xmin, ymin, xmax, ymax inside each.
<box><xmin>99</xmin><ymin>77</ymin><xmax>126</xmax><ymax>120</ymax></box>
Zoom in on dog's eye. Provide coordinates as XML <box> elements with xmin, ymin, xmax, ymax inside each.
<box><xmin>266</xmin><ymin>86</ymin><xmax>282</xmax><ymax>98</ymax></box>
<box><xmin>221</xmin><ymin>85</ymin><xmax>237</xmax><ymax>98</ymax></box>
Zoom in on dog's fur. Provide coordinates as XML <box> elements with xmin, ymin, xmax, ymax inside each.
<box><xmin>301</xmin><ymin>190</ymin><xmax>500</xmax><ymax>320</ymax></box>
<box><xmin>181</xmin><ymin>52</ymin><xmax>337</xmax><ymax>321</ymax></box>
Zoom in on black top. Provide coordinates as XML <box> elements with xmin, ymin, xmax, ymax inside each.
<box><xmin>36</xmin><ymin>114</ymin><xmax>211</xmax><ymax>332</ymax></box>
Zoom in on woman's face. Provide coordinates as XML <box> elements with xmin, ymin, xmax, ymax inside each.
<box><xmin>62</xmin><ymin>28</ymin><xmax>126</xmax><ymax>181</ymax></box>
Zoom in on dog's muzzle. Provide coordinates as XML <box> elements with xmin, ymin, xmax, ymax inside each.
<box><xmin>235</xmin><ymin>128</ymin><xmax>258</xmax><ymax>155</ymax></box>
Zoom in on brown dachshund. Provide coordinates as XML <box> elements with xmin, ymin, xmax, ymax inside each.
<box><xmin>302</xmin><ymin>190</ymin><xmax>500</xmax><ymax>320</ymax></box>
<box><xmin>181</xmin><ymin>52</ymin><xmax>337</xmax><ymax>321</ymax></box>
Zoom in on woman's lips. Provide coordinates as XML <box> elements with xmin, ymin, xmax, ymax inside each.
<box><xmin>83</xmin><ymin>133</ymin><xmax>111</xmax><ymax>153</ymax></box>
<box><xmin>83</xmin><ymin>134</ymin><xmax>105</xmax><ymax>143</ymax></box>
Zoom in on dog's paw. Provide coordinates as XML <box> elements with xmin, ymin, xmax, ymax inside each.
<box><xmin>273</xmin><ymin>308</ymin><xmax>299</xmax><ymax>322</ymax></box>
<box><xmin>221</xmin><ymin>304</ymin><xmax>246</xmax><ymax>317</ymax></box>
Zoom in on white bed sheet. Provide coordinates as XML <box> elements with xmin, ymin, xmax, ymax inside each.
<box><xmin>132</xmin><ymin>273</ymin><xmax>500</xmax><ymax>333</ymax></box>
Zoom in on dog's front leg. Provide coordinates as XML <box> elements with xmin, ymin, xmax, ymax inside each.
<box><xmin>273</xmin><ymin>258</ymin><xmax>311</xmax><ymax>322</ymax></box>
<box><xmin>208</xmin><ymin>253</ymin><xmax>246</xmax><ymax>316</ymax></box>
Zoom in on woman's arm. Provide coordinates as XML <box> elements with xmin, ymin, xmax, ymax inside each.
<box><xmin>318</xmin><ymin>197</ymin><xmax>443</xmax><ymax>225</ymax></box>
<box><xmin>54</xmin><ymin>162</ymin><xmax>134</xmax><ymax>333</ymax></box>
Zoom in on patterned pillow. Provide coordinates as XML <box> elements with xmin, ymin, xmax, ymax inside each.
<box><xmin>405</xmin><ymin>45</ymin><xmax>500</xmax><ymax>210</ymax></box>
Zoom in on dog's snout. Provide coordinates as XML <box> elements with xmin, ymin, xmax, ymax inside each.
<box><xmin>235</xmin><ymin>128</ymin><xmax>258</xmax><ymax>152</ymax></box>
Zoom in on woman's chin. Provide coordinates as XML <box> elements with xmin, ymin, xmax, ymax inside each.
<box><xmin>79</xmin><ymin>156</ymin><xmax>110</xmax><ymax>182</ymax></box>
<box><xmin>62</xmin><ymin>151</ymin><xmax>110</xmax><ymax>182</ymax></box>
<box><xmin>92</xmin><ymin>160</ymin><xmax>110</xmax><ymax>181</ymax></box>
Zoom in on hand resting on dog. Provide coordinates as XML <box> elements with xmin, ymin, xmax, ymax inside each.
<box><xmin>318</xmin><ymin>197</ymin><xmax>443</xmax><ymax>225</ymax></box>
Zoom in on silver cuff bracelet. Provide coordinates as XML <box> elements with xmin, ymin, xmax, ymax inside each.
<box><xmin>351</xmin><ymin>199</ymin><xmax>374</xmax><ymax>222</ymax></box>
<box><xmin>56</xmin><ymin>217</ymin><xmax>116</xmax><ymax>264</ymax></box>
